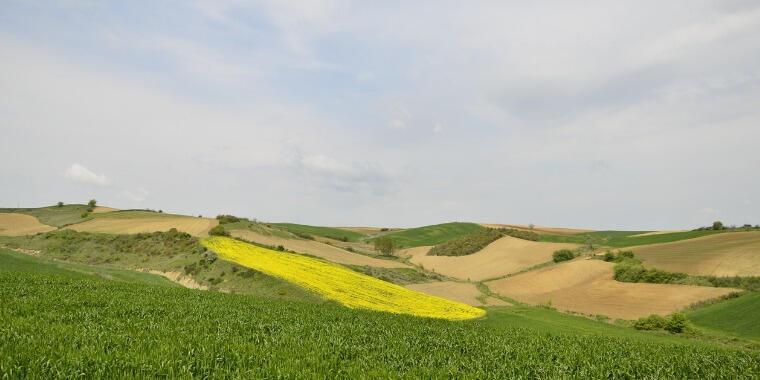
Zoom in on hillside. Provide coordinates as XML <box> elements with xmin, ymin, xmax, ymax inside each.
<box><xmin>687</xmin><ymin>292</ymin><xmax>760</xmax><ymax>340</ymax></box>
<box><xmin>2</xmin><ymin>251</ymin><xmax>758</xmax><ymax>378</ymax></box>
<box><xmin>375</xmin><ymin>222</ymin><xmax>484</xmax><ymax>248</ymax></box>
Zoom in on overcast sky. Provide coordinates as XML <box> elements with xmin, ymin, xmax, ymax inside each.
<box><xmin>2</xmin><ymin>1</ymin><xmax>759</xmax><ymax>230</ymax></box>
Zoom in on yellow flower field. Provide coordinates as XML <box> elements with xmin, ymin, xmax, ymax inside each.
<box><xmin>201</xmin><ymin>237</ymin><xmax>485</xmax><ymax>320</ymax></box>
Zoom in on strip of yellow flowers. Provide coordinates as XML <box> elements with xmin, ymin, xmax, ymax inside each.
<box><xmin>201</xmin><ymin>237</ymin><xmax>485</xmax><ymax>320</ymax></box>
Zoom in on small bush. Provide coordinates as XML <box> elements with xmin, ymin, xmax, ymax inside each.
<box><xmin>634</xmin><ymin>314</ymin><xmax>668</xmax><ymax>330</ymax></box>
<box><xmin>666</xmin><ymin>313</ymin><xmax>688</xmax><ymax>333</ymax></box>
<box><xmin>80</xmin><ymin>211</ymin><xmax>89</xmax><ymax>218</ymax></box>
<box><xmin>217</xmin><ymin>215</ymin><xmax>249</xmax><ymax>224</ymax></box>
<box><xmin>380</xmin><ymin>228</ymin><xmax>389</xmax><ymax>232</ymax></box>
<box><xmin>208</xmin><ymin>225</ymin><xmax>230</xmax><ymax>237</ymax></box>
<box><xmin>294</xmin><ymin>232</ymin><xmax>314</xmax><ymax>240</ymax></box>
<box><xmin>56</xmin><ymin>201</ymin><xmax>64</xmax><ymax>207</ymax></box>
<box><xmin>552</xmin><ymin>249</ymin><xmax>575</xmax><ymax>263</ymax></box>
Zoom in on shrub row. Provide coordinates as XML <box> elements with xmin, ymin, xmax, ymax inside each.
<box><xmin>634</xmin><ymin>313</ymin><xmax>689</xmax><ymax>333</ymax></box>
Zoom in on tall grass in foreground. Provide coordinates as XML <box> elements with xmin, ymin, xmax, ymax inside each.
<box><xmin>2</xmin><ymin>257</ymin><xmax>760</xmax><ymax>378</ymax></box>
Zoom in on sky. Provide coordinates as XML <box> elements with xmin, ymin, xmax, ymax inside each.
<box><xmin>1</xmin><ymin>0</ymin><xmax>759</xmax><ymax>230</ymax></box>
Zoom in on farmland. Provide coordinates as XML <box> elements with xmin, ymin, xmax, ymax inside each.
<box><xmin>2</xmin><ymin>250</ymin><xmax>759</xmax><ymax>378</ymax></box>
<box><xmin>0</xmin><ymin>213</ymin><xmax>55</xmax><ymax>236</ymax></box>
<box><xmin>230</xmin><ymin>229</ymin><xmax>408</xmax><ymax>268</ymax></box>
<box><xmin>632</xmin><ymin>231</ymin><xmax>760</xmax><ymax>276</ymax></box>
<box><xmin>402</xmin><ymin>236</ymin><xmax>579</xmax><ymax>281</ymax></box>
<box><xmin>374</xmin><ymin>222</ymin><xmax>484</xmax><ymax>247</ymax></box>
<box><xmin>486</xmin><ymin>259</ymin><xmax>736</xmax><ymax>319</ymax></box>
<box><xmin>270</xmin><ymin>223</ymin><xmax>366</xmax><ymax>242</ymax></box>
<box><xmin>201</xmin><ymin>237</ymin><xmax>483</xmax><ymax>320</ymax></box>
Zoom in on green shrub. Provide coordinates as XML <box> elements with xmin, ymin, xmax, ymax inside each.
<box><xmin>80</xmin><ymin>211</ymin><xmax>89</xmax><ymax>218</ymax></box>
<box><xmin>634</xmin><ymin>314</ymin><xmax>668</xmax><ymax>330</ymax></box>
<box><xmin>56</xmin><ymin>201</ymin><xmax>64</xmax><ymax>208</ymax></box>
<box><xmin>666</xmin><ymin>313</ymin><xmax>688</xmax><ymax>333</ymax></box>
<box><xmin>208</xmin><ymin>225</ymin><xmax>230</xmax><ymax>237</ymax></box>
<box><xmin>216</xmin><ymin>215</ymin><xmax>249</xmax><ymax>224</ymax></box>
<box><xmin>552</xmin><ymin>249</ymin><xmax>575</xmax><ymax>263</ymax></box>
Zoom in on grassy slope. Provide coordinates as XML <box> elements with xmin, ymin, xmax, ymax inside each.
<box><xmin>0</xmin><ymin>230</ymin><xmax>321</xmax><ymax>303</ymax></box>
<box><xmin>2</xmin><ymin>256</ymin><xmax>758</xmax><ymax>378</ymax></box>
<box><xmin>687</xmin><ymin>292</ymin><xmax>760</xmax><ymax>340</ymax></box>
<box><xmin>376</xmin><ymin>222</ymin><xmax>485</xmax><ymax>248</ymax></box>
<box><xmin>0</xmin><ymin>248</ymin><xmax>177</xmax><ymax>287</ymax></box>
<box><xmin>91</xmin><ymin>210</ymin><xmax>191</xmax><ymax>219</ymax></box>
<box><xmin>271</xmin><ymin>223</ymin><xmax>366</xmax><ymax>242</ymax></box>
<box><xmin>0</xmin><ymin>204</ymin><xmax>92</xmax><ymax>227</ymax></box>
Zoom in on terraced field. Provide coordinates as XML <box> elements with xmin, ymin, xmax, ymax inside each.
<box><xmin>486</xmin><ymin>259</ymin><xmax>735</xmax><ymax>319</ymax></box>
<box><xmin>202</xmin><ymin>237</ymin><xmax>483</xmax><ymax>320</ymax></box>
<box><xmin>402</xmin><ymin>236</ymin><xmax>579</xmax><ymax>281</ymax></box>
<box><xmin>632</xmin><ymin>231</ymin><xmax>760</xmax><ymax>276</ymax></box>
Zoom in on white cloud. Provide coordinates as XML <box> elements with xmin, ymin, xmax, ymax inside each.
<box><xmin>63</xmin><ymin>164</ymin><xmax>110</xmax><ymax>186</ymax></box>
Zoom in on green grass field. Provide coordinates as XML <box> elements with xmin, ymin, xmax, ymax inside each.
<box><xmin>538</xmin><ymin>229</ymin><xmax>732</xmax><ymax>248</ymax></box>
<box><xmin>687</xmin><ymin>292</ymin><xmax>760</xmax><ymax>340</ymax></box>
<box><xmin>0</xmin><ymin>248</ymin><xmax>178</xmax><ymax>287</ymax></box>
<box><xmin>271</xmin><ymin>223</ymin><xmax>366</xmax><ymax>242</ymax></box>
<box><xmin>375</xmin><ymin>222</ymin><xmax>485</xmax><ymax>248</ymax></box>
<box><xmin>0</xmin><ymin>204</ymin><xmax>92</xmax><ymax>227</ymax></box>
<box><xmin>2</xmin><ymin>252</ymin><xmax>758</xmax><ymax>378</ymax></box>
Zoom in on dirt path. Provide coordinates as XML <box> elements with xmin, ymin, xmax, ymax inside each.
<box><xmin>400</xmin><ymin>236</ymin><xmax>579</xmax><ymax>281</ymax></box>
<box><xmin>137</xmin><ymin>269</ymin><xmax>208</xmax><ymax>290</ymax></box>
<box><xmin>486</xmin><ymin>259</ymin><xmax>736</xmax><ymax>319</ymax></box>
<box><xmin>405</xmin><ymin>281</ymin><xmax>509</xmax><ymax>306</ymax></box>
<box><xmin>0</xmin><ymin>213</ymin><xmax>56</xmax><ymax>236</ymax></box>
<box><xmin>230</xmin><ymin>229</ymin><xmax>410</xmax><ymax>268</ymax></box>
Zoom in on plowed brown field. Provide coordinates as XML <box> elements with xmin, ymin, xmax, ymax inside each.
<box><xmin>486</xmin><ymin>259</ymin><xmax>735</xmax><ymax>319</ymax></box>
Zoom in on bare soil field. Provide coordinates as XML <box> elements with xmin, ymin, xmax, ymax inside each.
<box><xmin>632</xmin><ymin>231</ymin><xmax>760</xmax><ymax>276</ymax></box>
<box><xmin>0</xmin><ymin>213</ymin><xmax>56</xmax><ymax>236</ymax></box>
<box><xmin>404</xmin><ymin>281</ymin><xmax>508</xmax><ymax>306</ymax></box>
<box><xmin>486</xmin><ymin>259</ymin><xmax>735</xmax><ymax>319</ymax></box>
<box><xmin>230</xmin><ymin>229</ymin><xmax>410</xmax><ymax>269</ymax></box>
<box><xmin>92</xmin><ymin>206</ymin><xmax>119</xmax><ymax>214</ymax></box>
<box><xmin>628</xmin><ymin>230</ymin><xmax>687</xmax><ymax>237</ymax></box>
<box><xmin>400</xmin><ymin>236</ymin><xmax>579</xmax><ymax>281</ymax></box>
<box><xmin>67</xmin><ymin>217</ymin><xmax>218</xmax><ymax>237</ymax></box>
<box><xmin>480</xmin><ymin>223</ymin><xmax>594</xmax><ymax>236</ymax></box>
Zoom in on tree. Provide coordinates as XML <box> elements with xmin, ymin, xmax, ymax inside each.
<box><xmin>712</xmin><ymin>221</ymin><xmax>723</xmax><ymax>230</ymax></box>
<box><xmin>88</xmin><ymin>199</ymin><xmax>97</xmax><ymax>207</ymax></box>
<box><xmin>56</xmin><ymin>201</ymin><xmax>64</xmax><ymax>207</ymax></box>
<box><xmin>373</xmin><ymin>236</ymin><xmax>398</xmax><ymax>255</ymax></box>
